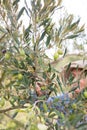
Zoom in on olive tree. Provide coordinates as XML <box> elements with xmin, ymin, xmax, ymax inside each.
<box><xmin>0</xmin><ymin>0</ymin><xmax>86</xmax><ymax>130</ymax></box>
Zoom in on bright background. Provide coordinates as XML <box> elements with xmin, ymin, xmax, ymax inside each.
<box><xmin>63</xmin><ymin>0</ymin><xmax>87</xmax><ymax>27</ymax></box>
<box><xmin>19</xmin><ymin>0</ymin><xmax>87</xmax><ymax>27</ymax></box>
<box><xmin>19</xmin><ymin>0</ymin><xmax>87</xmax><ymax>58</ymax></box>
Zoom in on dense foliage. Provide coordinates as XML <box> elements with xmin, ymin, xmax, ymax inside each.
<box><xmin>0</xmin><ymin>0</ymin><xmax>87</xmax><ymax>130</ymax></box>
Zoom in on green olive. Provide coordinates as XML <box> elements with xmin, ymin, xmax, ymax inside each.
<box><xmin>5</xmin><ymin>52</ymin><xmax>11</xmax><ymax>60</ymax></box>
<box><xmin>41</xmin><ymin>86</ymin><xmax>46</xmax><ymax>90</ymax></box>
<box><xmin>17</xmin><ymin>73</ymin><xmax>23</xmax><ymax>80</ymax></box>
<box><xmin>71</xmin><ymin>103</ymin><xmax>77</xmax><ymax>109</ymax></box>
<box><xmin>57</xmin><ymin>49</ymin><xmax>63</xmax><ymax>55</ymax></box>
<box><xmin>54</xmin><ymin>52</ymin><xmax>59</xmax><ymax>60</ymax></box>
<box><xmin>83</xmin><ymin>91</ymin><xmax>87</xmax><ymax>98</ymax></box>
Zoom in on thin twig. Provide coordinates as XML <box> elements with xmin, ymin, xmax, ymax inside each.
<box><xmin>0</xmin><ymin>33</ymin><xmax>7</xmax><ymax>41</ymax></box>
<box><xmin>0</xmin><ymin>105</ymin><xmax>27</xmax><ymax>113</ymax></box>
<box><xmin>33</xmin><ymin>100</ymin><xmax>45</xmax><ymax>109</ymax></box>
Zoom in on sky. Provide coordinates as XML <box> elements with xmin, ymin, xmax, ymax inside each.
<box><xmin>63</xmin><ymin>0</ymin><xmax>87</xmax><ymax>27</ymax></box>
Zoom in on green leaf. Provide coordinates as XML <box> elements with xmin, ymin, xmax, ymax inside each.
<box><xmin>48</xmin><ymin>83</ymin><xmax>57</xmax><ymax>95</ymax></box>
<box><xmin>0</xmin><ymin>26</ymin><xmax>7</xmax><ymax>33</ymax></box>
<box><xmin>3</xmin><ymin>0</ymin><xmax>10</xmax><ymax>10</ymax></box>
<box><xmin>66</xmin><ymin>62</ymin><xmax>71</xmax><ymax>73</ymax></box>
<box><xmin>13</xmin><ymin>0</ymin><xmax>20</xmax><ymax>6</ymax></box>
<box><xmin>48</xmin><ymin>111</ymin><xmax>57</xmax><ymax>118</ymax></box>
<box><xmin>40</xmin><ymin>31</ymin><xmax>46</xmax><ymax>41</ymax></box>
<box><xmin>43</xmin><ymin>72</ymin><xmax>47</xmax><ymax>80</ymax></box>
<box><xmin>13</xmin><ymin>58</ymin><xmax>19</xmax><ymax>67</ymax></box>
<box><xmin>70</xmin><ymin>113</ymin><xmax>83</xmax><ymax>127</ymax></box>
<box><xmin>58</xmin><ymin>25</ymin><xmax>62</xmax><ymax>36</ymax></box>
<box><xmin>3</xmin><ymin>0</ymin><xmax>6</xmax><ymax>5</ymax></box>
<box><xmin>26</xmin><ymin>56</ymin><xmax>33</xmax><ymax>66</ymax></box>
<box><xmin>37</xmin><ymin>96</ymin><xmax>46</xmax><ymax>100</ymax></box>
<box><xmin>46</xmin><ymin>35</ymin><xmax>51</xmax><ymax>46</ymax></box>
<box><xmin>11</xmin><ymin>70</ymin><xmax>19</xmax><ymax>75</ymax></box>
<box><xmin>69</xmin><ymin>18</ymin><xmax>80</xmax><ymax>30</ymax></box>
<box><xmin>63</xmin><ymin>48</ymin><xmax>67</xmax><ymax>57</ymax></box>
<box><xmin>14</xmin><ymin>45</ymin><xmax>19</xmax><ymax>53</ymax></box>
<box><xmin>47</xmin><ymin>63</ymin><xmax>51</xmax><ymax>72</ymax></box>
<box><xmin>68</xmin><ymin>73</ymin><xmax>74</xmax><ymax>84</ymax></box>
<box><xmin>69</xmin><ymin>84</ymin><xmax>80</xmax><ymax>93</ymax></box>
<box><xmin>24</xmin><ymin>8</ymin><xmax>30</xmax><ymax>17</ymax></box>
<box><xmin>23</xmin><ymin>75</ymin><xmax>29</xmax><ymax>86</ymax></box>
<box><xmin>58</xmin><ymin>0</ymin><xmax>62</xmax><ymax>6</ymax></box>
<box><xmin>12</xmin><ymin>32</ymin><xmax>20</xmax><ymax>44</ymax></box>
<box><xmin>0</xmin><ymin>34</ymin><xmax>6</xmax><ymax>43</ymax></box>
<box><xmin>20</xmin><ymin>61</ymin><xmax>27</xmax><ymax>70</ymax></box>
<box><xmin>12</xmin><ymin>111</ymin><xmax>18</xmax><ymax>118</ymax></box>
<box><xmin>17</xmin><ymin>7</ymin><xmax>25</xmax><ymax>20</ymax></box>
<box><xmin>56</xmin><ymin>75</ymin><xmax>63</xmax><ymax>93</ymax></box>
<box><xmin>54</xmin><ymin>123</ymin><xmax>58</xmax><ymax>130</ymax></box>
<box><xmin>24</xmin><ymin>24</ymin><xmax>32</xmax><ymax>39</ymax></box>
<box><xmin>77</xmin><ymin>24</ymin><xmax>84</xmax><ymax>33</ymax></box>
<box><xmin>39</xmin><ymin>18</ymin><xmax>50</xmax><ymax>27</ymax></box>
<box><xmin>51</xmin><ymin>73</ymin><xmax>56</xmax><ymax>80</ymax></box>
<box><xmin>66</xmin><ymin>34</ymin><xmax>79</xmax><ymax>39</ymax></box>
<box><xmin>43</xmin><ymin>102</ymin><xmax>48</xmax><ymax>112</ymax></box>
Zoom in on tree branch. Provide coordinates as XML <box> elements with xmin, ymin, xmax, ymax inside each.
<box><xmin>0</xmin><ymin>105</ymin><xmax>27</xmax><ymax>113</ymax></box>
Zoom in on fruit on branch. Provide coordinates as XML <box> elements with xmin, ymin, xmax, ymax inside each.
<box><xmin>4</xmin><ymin>52</ymin><xmax>11</xmax><ymax>60</ymax></box>
<box><xmin>83</xmin><ymin>91</ymin><xmax>87</xmax><ymax>98</ymax></box>
<box><xmin>71</xmin><ymin>103</ymin><xmax>77</xmax><ymax>109</ymax></box>
<box><xmin>57</xmin><ymin>49</ymin><xmax>63</xmax><ymax>55</ymax></box>
<box><xmin>54</xmin><ymin>52</ymin><xmax>59</xmax><ymax>61</ymax></box>
<box><xmin>17</xmin><ymin>73</ymin><xmax>23</xmax><ymax>80</ymax></box>
<box><xmin>2</xmin><ymin>49</ymin><xmax>6</xmax><ymax>54</ymax></box>
<box><xmin>41</xmin><ymin>86</ymin><xmax>46</xmax><ymax>90</ymax></box>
